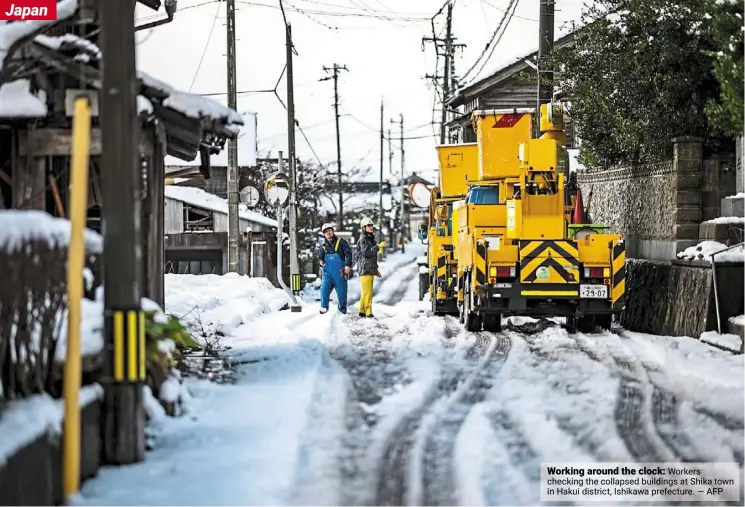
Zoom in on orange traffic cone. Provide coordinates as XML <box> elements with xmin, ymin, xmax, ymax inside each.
<box><xmin>573</xmin><ymin>188</ymin><xmax>586</xmax><ymax>224</ymax></box>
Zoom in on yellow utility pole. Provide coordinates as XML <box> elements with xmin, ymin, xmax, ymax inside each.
<box><xmin>63</xmin><ymin>96</ymin><xmax>92</xmax><ymax>499</ymax></box>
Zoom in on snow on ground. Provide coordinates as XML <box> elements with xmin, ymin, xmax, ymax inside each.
<box><xmin>75</xmin><ymin>242</ymin><xmax>442</xmax><ymax>506</ymax></box>
<box><xmin>301</xmin><ymin>243</ymin><xmax>423</xmax><ymax>307</ymax></box>
<box><xmin>70</xmin><ymin>238</ymin><xmax>743</xmax><ymax>506</ymax></box>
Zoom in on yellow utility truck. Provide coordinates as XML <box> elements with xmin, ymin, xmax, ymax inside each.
<box><xmin>455</xmin><ymin>104</ymin><xmax>626</xmax><ymax>333</ymax></box>
<box><xmin>417</xmin><ymin>142</ymin><xmax>478</xmax><ymax>315</ymax></box>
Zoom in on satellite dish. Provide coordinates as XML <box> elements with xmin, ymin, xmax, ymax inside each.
<box><xmin>264</xmin><ymin>172</ymin><xmax>290</xmax><ymax>207</ymax></box>
<box><xmin>410</xmin><ymin>183</ymin><xmax>430</xmax><ymax>208</ymax></box>
<box><xmin>382</xmin><ymin>194</ymin><xmax>393</xmax><ymax>212</ymax></box>
<box><xmin>239</xmin><ymin>186</ymin><xmax>260</xmax><ymax>208</ymax></box>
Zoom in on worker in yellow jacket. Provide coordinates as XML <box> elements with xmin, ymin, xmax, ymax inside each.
<box><xmin>356</xmin><ymin>217</ymin><xmax>385</xmax><ymax>318</ymax></box>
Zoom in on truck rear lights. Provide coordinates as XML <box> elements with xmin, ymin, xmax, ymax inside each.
<box><xmin>584</xmin><ymin>267</ymin><xmax>604</xmax><ymax>278</ymax></box>
<box><xmin>497</xmin><ymin>266</ymin><xmax>516</xmax><ymax>278</ymax></box>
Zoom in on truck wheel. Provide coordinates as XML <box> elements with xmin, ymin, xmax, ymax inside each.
<box><xmin>565</xmin><ymin>316</ymin><xmax>578</xmax><ymax>334</ymax></box>
<box><xmin>483</xmin><ymin>314</ymin><xmax>502</xmax><ymax>332</ymax></box>
<box><xmin>431</xmin><ymin>273</ymin><xmax>440</xmax><ymax>315</ymax></box>
<box><xmin>463</xmin><ymin>278</ymin><xmax>482</xmax><ymax>332</ymax></box>
<box><xmin>418</xmin><ymin>272</ymin><xmax>427</xmax><ymax>301</ymax></box>
<box><xmin>596</xmin><ymin>314</ymin><xmax>612</xmax><ymax>331</ymax></box>
<box><xmin>577</xmin><ymin>315</ymin><xmax>596</xmax><ymax>333</ymax></box>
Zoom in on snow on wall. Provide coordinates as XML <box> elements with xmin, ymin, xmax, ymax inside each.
<box><xmin>677</xmin><ymin>240</ymin><xmax>745</xmax><ymax>263</ymax></box>
<box><xmin>0</xmin><ymin>210</ymin><xmax>103</xmax><ymax>253</ymax></box>
<box><xmin>164</xmin><ymin>185</ymin><xmax>277</xmax><ymax>228</ymax></box>
<box><xmin>0</xmin><ymin>79</ymin><xmax>47</xmax><ymax>119</ymax></box>
<box><xmin>0</xmin><ymin>0</ymin><xmax>79</xmax><ymax>72</ymax></box>
<box><xmin>0</xmin><ymin>383</ymin><xmax>103</xmax><ymax>466</ymax></box>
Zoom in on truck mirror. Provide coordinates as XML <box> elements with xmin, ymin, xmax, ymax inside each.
<box><xmin>418</xmin><ymin>222</ymin><xmax>428</xmax><ymax>242</ymax></box>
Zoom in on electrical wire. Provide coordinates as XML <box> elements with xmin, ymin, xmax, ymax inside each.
<box><xmin>136</xmin><ymin>0</ymin><xmax>218</xmax><ymax>23</ymax></box>
<box><xmin>234</xmin><ymin>0</ymin><xmax>430</xmax><ymax>21</ymax></box>
<box><xmin>482</xmin><ymin>0</ymin><xmax>537</xmax><ymax>21</ymax></box>
<box><xmin>468</xmin><ymin>0</ymin><xmax>519</xmax><ymax>82</ymax></box>
<box><xmin>459</xmin><ymin>0</ymin><xmax>516</xmax><ymax>83</ymax></box>
<box><xmin>188</xmin><ymin>2</ymin><xmax>221</xmax><ymax>93</ymax></box>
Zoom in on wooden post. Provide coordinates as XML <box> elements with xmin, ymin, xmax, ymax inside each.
<box><xmin>100</xmin><ymin>0</ymin><xmax>146</xmax><ymax>465</ymax></box>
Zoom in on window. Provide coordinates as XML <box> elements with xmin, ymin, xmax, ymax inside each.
<box><xmin>466</xmin><ymin>186</ymin><xmax>499</xmax><ymax>204</ymax></box>
<box><xmin>183</xmin><ymin>204</ymin><xmax>214</xmax><ymax>232</ymax></box>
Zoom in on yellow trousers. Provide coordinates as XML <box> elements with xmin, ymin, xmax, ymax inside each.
<box><xmin>359</xmin><ymin>275</ymin><xmax>375</xmax><ymax>316</ymax></box>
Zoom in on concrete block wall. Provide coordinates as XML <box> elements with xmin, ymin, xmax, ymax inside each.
<box><xmin>577</xmin><ymin>137</ymin><xmax>736</xmax><ymax>260</ymax></box>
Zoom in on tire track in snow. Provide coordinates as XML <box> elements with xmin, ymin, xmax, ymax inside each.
<box><xmin>420</xmin><ymin>333</ymin><xmax>511</xmax><ymax>506</ymax></box>
<box><xmin>580</xmin><ymin>334</ymin><xmax>678</xmax><ymax>463</ymax></box>
<box><xmin>379</xmin><ymin>263</ymin><xmax>419</xmax><ymax>306</ymax></box>
<box><xmin>375</xmin><ymin>332</ymin><xmax>504</xmax><ymax>506</ymax></box>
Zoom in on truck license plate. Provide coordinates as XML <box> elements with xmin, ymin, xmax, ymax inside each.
<box><xmin>580</xmin><ymin>284</ymin><xmax>608</xmax><ymax>299</ymax></box>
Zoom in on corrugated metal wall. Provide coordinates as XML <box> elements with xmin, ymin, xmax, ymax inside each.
<box><xmin>164</xmin><ymin>198</ymin><xmax>183</xmax><ymax>233</ymax></box>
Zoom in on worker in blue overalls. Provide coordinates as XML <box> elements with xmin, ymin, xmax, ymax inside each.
<box><xmin>318</xmin><ymin>223</ymin><xmax>353</xmax><ymax>314</ymax></box>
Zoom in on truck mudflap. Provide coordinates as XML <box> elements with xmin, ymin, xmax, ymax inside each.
<box><xmin>611</xmin><ymin>239</ymin><xmax>626</xmax><ymax>312</ymax></box>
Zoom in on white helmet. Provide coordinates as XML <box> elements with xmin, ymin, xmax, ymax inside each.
<box><xmin>360</xmin><ymin>217</ymin><xmax>374</xmax><ymax>229</ymax></box>
<box><xmin>321</xmin><ymin>223</ymin><xmax>334</xmax><ymax>233</ymax></box>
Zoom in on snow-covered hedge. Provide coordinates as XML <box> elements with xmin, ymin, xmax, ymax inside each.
<box><xmin>0</xmin><ymin>210</ymin><xmax>102</xmax><ymax>402</ymax></box>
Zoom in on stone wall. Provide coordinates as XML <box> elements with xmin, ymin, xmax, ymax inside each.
<box><xmin>621</xmin><ymin>259</ymin><xmax>744</xmax><ymax>338</ymax></box>
<box><xmin>578</xmin><ymin>137</ymin><xmax>737</xmax><ymax>260</ymax></box>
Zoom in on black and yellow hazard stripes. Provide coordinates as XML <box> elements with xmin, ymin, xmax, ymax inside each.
<box><xmin>519</xmin><ymin>240</ymin><xmax>579</xmax><ymax>284</ymax></box>
<box><xmin>611</xmin><ymin>240</ymin><xmax>626</xmax><ymax>310</ymax></box>
<box><xmin>110</xmin><ymin>309</ymin><xmax>146</xmax><ymax>383</ymax></box>
<box><xmin>291</xmin><ymin>274</ymin><xmax>302</xmax><ymax>292</ymax></box>
<box><xmin>475</xmin><ymin>240</ymin><xmax>487</xmax><ymax>286</ymax></box>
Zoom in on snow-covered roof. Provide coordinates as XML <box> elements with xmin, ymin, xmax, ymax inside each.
<box><xmin>318</xmin><ymin>192</ymin><xmax>381</xmax><ymax>214</ymax></box>
<box><xmin>164</xmin><ymin>185</ymin><xmax>277</xmax><ymax>228</ymax></box>
<box><xmin>0</xmin><ymin>79</ymin><xmax>47</xmax><ymax>119</ymax></box>
<box><xmin>0</xmin><ymin>0</ymin><xmax>79</xmax><ymax>71</ymax></box>
<box><xmin>139</xmin><ymin>71</ymin><xmax>243</xmax><ymax>134</ymax></box>
<box><xmin>35</xmin><ymin>32</ymin><xmax>100</xmax><ymax>62</ymax></box>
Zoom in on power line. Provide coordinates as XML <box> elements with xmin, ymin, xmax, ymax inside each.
<box><xmin>460</xmin><ymin>0</ymin><xmax>516</xmax><ymax>83</ymax></box>
<box><xmin>482</xmin><ymin>0</ymin><xmax>538</xmax><ymax>21</ymax></box>
<box><xmin>188</xmin><ymin>2</ymin><xmax>221</xmax><ymax>93</ymax></box>
<box><xmin>468</xmin><ymin>0</ymin><xmax>519</xmax><ymax>82</ymax></box>
<box><xmin>234</xmin><ymin>0</ymin><xmax>430</xmax><ymax>21</ymax></box>
<box><xmin>136</xmin><ymin>0</ymin><xmax>218</xmax><ymax>23</ymax></box>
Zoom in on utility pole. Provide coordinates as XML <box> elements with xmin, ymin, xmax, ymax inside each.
<box><xmin>226</xmin><ymin>0</ymin><xmax>240</xmax><ymax>273</ymax></box>
<box><xmin>387</xmin><ymin>126</ymin><xmax>394</xmax><ymax>250</ymax></box>
<box><xmin>100</xmin><ymin>0</ymin><xmax>145</xmax><ymax>465</ymax></box>
<box><xmin>321</xmin><ymin>63</ymin><xmax>348</xmax><ymax>230</ymax></box>
<box><xmin>537</xmin><ymin>0</ymin><xmax>555</xmax><ymax>114</ymax></box>
<box><xmin>423</xmin><ymin>1</ymin><xmax>465</xmax><ymax>145</ymax></box>
<box><xmin>286</xmin><ymin>24</ymin><xmax>301</xmax><ymax>304</ymax></box>
<box><xmin>440</xmin><ymin>3</ymin><xmax>453</xmax><ymax>144</ymax></box>
<box><xmin>399</xmin><ymin>113</ymin><xmax>406</xmax><ymax>250</ymax></box>
<box><xmin>379</xmin><ymin>99</ymin><xmax>384</xmax><ymax>247</ymax></box>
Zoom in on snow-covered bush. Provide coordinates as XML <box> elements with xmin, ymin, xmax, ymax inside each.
<box><xmin>0</xmin><ymin>210</ymin><xmax>102</xmax><ymax>402</ymax></box>
<box><xmin>141</xmin><ymin>298</ymin><xmax>201</xmax><ymax>416</ymax></box>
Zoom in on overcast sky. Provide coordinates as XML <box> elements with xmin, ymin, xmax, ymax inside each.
<box><xmin>136</xmin><ymin>0</ymin><xmax>588</xmax><ymax>184</ymax></box>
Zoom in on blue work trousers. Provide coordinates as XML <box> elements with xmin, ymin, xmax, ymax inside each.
<box><xmin>320</xmin><ymin>251</ymin><xmax>348</xmax><ymax>313</ymax></box>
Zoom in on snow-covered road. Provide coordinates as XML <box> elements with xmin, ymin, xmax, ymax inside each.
<box><xmin>74</xmin><ymin>242</ymin><xmax>744</xmax><ymax>506</ymax></box>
